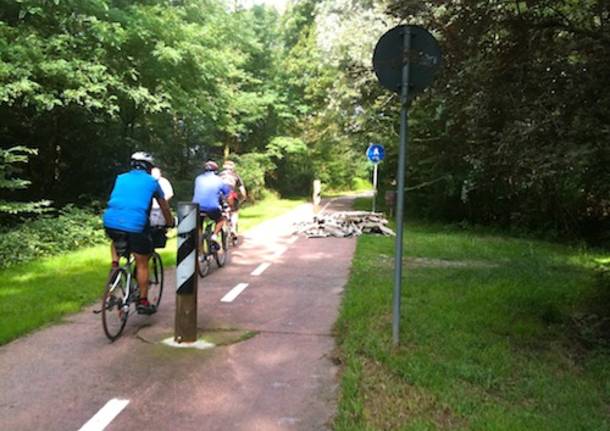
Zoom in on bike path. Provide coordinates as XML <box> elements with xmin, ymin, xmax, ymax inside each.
<box><xmin>0</xmin><ymin>196</ymin><xmax>357</xmax><ymax>431</ymax></box>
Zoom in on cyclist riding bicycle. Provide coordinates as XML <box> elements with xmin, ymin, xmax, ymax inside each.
<box><xmin>102</xmin><ymin>152</ymin><xmax>174</xmax><ymax>315</ymax></box>
<box><xmin>219</xmin><ymin>160</ymin><xmax>247</xmax><ymax>230</ymax></box>
<box><xmin>193</xmin><ymin>160</ymin><xmax>231</xmax><ymax>246</ymax></box>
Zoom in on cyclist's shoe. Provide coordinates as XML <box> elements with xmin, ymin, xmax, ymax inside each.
<box><xmin>137</xmin><ymin>298</ymin><xmax>157</xmax><ymax>315</ymax></box>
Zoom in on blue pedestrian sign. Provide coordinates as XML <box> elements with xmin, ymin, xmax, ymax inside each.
<box><xmin>367</xmin><ymin>144</ymin><xmax>385</xmax><ymax>164</ymax></box>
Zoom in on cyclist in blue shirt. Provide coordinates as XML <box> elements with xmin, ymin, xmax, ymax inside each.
<box><xmin>103</xmin><ymin>152</ymin><xmax>174</xmax><ymax>315</ymax></box>
<box><xmin>193</xmin><ymin>160</ymin><xmax>231</xmax><ymax>245</ymax></box>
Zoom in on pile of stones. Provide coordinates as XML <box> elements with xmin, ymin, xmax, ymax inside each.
<box><xmin>294</xmin><ymin>211</ymin><xmax>396</xmax><ymax>238</ymax></box>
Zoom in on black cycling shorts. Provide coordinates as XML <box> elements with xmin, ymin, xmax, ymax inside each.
<box><xmin>105</xmin><ymin>228</ymin><xmax>153</xmax><ymax>255</ymax></box>
<box><xmin>200</xmin><ymin>208</ymin><xmax>223</xmax><ymax>223</ymax></box>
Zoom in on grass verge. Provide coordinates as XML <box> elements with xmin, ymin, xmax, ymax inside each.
<box><xmin>0</xmin><ymin>195</ymin><xmax>305</xmax><ymax>346</ymax></box>
<box><xmin>334</xmin><ymin>199</ymin><xmax>610</xmax><ymax>430</ymax></box>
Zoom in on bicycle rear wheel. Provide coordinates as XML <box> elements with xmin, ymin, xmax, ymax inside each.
<box><xmin>197</xmin><ymin>234</ymin><xmax>210</xmax><ymax>277</ymax></box>
<box><xmin>102</xmin><ymin>268</ymin><xmax>129</xmax><ymax>341</ymax></box>
<box><xmin>148</xmin><ymin>252</ymin><xmax>164</xmax><ymax>308</ymax></box>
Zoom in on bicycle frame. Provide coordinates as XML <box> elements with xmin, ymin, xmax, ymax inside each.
<box><xmin>111</xmin><ymin>254</ymin><xmax>137</xmax><ymax>310</ymax></box>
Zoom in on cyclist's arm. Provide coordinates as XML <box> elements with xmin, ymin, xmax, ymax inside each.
<box><xmin>237</xmin><ymin>176</ymin><xmax>247</xmax><ymax>201</ymax></box>
<box><xmin>158</xmin><ymin>197</ymin><xmax>174</xmax><ymax>227</ymax></box>
<box><xmin>153</xmin><ymin>182</ymin><xmax>173</xmax><ymax>227</ymax></box>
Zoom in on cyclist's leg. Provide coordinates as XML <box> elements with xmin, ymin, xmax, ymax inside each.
<box><xmin>214</xmin><ymin>218</ymin><xmax>226</xmax><ymax>236</ymax></box>
<box><xmin>231</xmin><ymin>195</ymin><xmax>240</xmax><ymax>231</ymax></box>
<box><xmin>208</xmin><ymin>207</ymin><xmax>225</xmax><ymax>237</ymax></box>
<box><xmin>105</xmin><ymin>228</ymin><xmax>126</xmax><ymax>267</ymax></box>
<box><xmin>110</xmin><ymin>243</ymin><xmax>119</xmax><ymax>266</ymax></box>
<box><xmin>134</xmin><ymin>253</ymin><xmax>150</xmax><ymax>298</ymax></box>
<box><xmin>129</xmin><ymin>231</ymin><xmax>155</xmax><ymax>313</ymax></box>
<box><xmin>231</xmin><ymin>210</ymin><xmax>239</xmax><ymax>231</ymax></box>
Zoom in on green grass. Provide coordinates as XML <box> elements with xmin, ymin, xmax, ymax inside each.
<box><xmin>0</xmin><ymin>195</ymin><xmax>305</xmax><ymax>345</ymax></box>
<box><xmin>238</xmin><ymin>193</ymin><xmax>305</xmax><ymax>231</ymax></box>
<box><xmin>334</xmin><ymin>199</ymin><xmax>610</xmax><ymax>431</ymax></box>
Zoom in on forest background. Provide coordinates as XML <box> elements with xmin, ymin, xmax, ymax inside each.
<box><xmin>0</xmin><ymin>0</ymin><xmax>608</xmax><ymax>252</ymax></box>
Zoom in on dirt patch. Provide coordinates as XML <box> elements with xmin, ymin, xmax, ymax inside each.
<box><xmin>136</xmin><ymin>325</ymin><xmax>258</xmax><ymax>347</ymax></box>
<box><xmin>361</xmin><ymin>358</ymin><xmax>466</xmax><ymax>430</ymax></box>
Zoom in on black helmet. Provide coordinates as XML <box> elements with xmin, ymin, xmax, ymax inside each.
<box><xmin>130</xmin><ymin>151</ymin><xmax>155</xmax><ymax>172</ymax></box>
<box><xmin>203</xmin><ymin>160</ymin><xmax>219</xmax><ymax>172</ymax></box>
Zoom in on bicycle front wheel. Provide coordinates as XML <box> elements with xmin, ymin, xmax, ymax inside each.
<box><xmin>148</xmin><ymin>252</ymin><xmax>164</xmax><ymax>308</ymax></box>
<box><xmin>102</xmin><ymin>268</ymin><xmax>129</xmax><ymax>341</ymax></box>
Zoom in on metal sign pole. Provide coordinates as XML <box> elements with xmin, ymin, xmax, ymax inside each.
<box><xmin>372</xmin><ymin>163</ymin><xmax>378</xmax><ymax>212</ymax></box>
<box><xmin>392</xmin><ymin>26</ymin><xmax>411</xmax><ymax>346</ymax></box>
<box><xmin>175</xmin><ymin>202</ymin><xmax>199</xmax><ymax>343</ymax></box>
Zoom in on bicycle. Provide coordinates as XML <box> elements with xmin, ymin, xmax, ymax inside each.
<box><xmin>196</xmin><ymin>213</ymin><xmax>228</xmax><ymax>277</ymax></box>
<box><xmin>96</xmin><ymin>236</ymin><xmax>164</xmax><ymax>341</ymax></box>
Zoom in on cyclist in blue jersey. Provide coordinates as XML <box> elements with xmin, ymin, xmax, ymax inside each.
<box><xmin>192</xmin><ymin>160</ymin><xmax>231</xmax><ymax>246</ymax></box>
<box><xmin>103</xmin><ymin>152</ymin><xmax>174</xmax><ymax>315</ymax></box>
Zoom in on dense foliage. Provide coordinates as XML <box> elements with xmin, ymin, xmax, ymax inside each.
<box><xmin>0</xmin><ymin>0</ymin><xmax>319</xmax><ymax>206</ymax></box>
<box><xmin>304</xmin><ymin>0</ymin><xmax>609</xmax><ymax>241</ymax></box>
<box><xmin>0</xmin><ymin>205</ymin><xmax>104</xmax><ymax>268</ymax></box>
<box><xmin>0</xmin><ymin>0</ymin><xmax>608</xmax><ymax>242</ymax></box>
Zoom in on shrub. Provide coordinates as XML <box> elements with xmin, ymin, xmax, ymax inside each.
<box><xmin>0</xmin><ymin>205</ymin><xmax>105</xmax><ymax>269</ymax></box>
<box><xmin>232</xmin><ymin>152</ymin><xmax>275</xmax><ymax>201</ymax></box>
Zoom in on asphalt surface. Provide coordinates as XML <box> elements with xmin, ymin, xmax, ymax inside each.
<box><xmin>0</xmin><ymin>196</ymin><xmax>357</xmax><ymax>431</ymax></box>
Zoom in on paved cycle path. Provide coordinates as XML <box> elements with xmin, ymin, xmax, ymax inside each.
<box><xmin>0</xmin><ymin>196</ymin><xmax>358</xmax><ymax>431</ymax></box>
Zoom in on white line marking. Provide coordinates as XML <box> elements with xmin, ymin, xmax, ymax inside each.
<box><xmin>79</xmin><ymin>398</ymin><xmax>130</xmax><ymax>431</ymax></box>
<box><xmin>272</xmin><ymin>246</ymin><xmax>287</xmax><ymax>258</ymax></box>
<box><xmin>221</xmin><ymin>283</ymin><xmax>249</xmax><ymax>302</ymax></box>
<box><xmin>251</xmin><ymin>262</ymin><xmax>271</xmax><ymax>276</ymax></box>
<box><xmin>288</xmin><ymin>236</ymin><xmax>298</xmax><ymax>244</ymax></box>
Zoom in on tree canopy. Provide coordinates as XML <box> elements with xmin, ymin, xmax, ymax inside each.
<box><xmin>0</xmin><ymin>0</ymin><xmax>607</xmax><ymax>241</ymax></box>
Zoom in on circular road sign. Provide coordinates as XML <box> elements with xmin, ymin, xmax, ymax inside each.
<box><xmin>373</xmin><ymin>25</ymin><xmax>441</xmax><ymax>95</ymax></box>
<box><xmin>367</xmin><ymin>144</ymin><xmax>385</xmax><ymax>163</ymax></box>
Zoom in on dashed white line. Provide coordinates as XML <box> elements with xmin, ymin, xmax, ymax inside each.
<box><xmin>221</xmin><ymin>283</ymin><xmax>249</xmax><ymax>303</ymax></box>
<box><xmin>288</xmin><ymin>236</ymin><xmax>298</xmax><ymax>244</ymax></box>
<box><xmin>272</xmin><ymin>246</ymin><xmax>287</xmax><ymax>258</ymax></box>
<box><xmin>78</xmin><ymin>398</ymin><xmax>129</xmax><ymax>431</ymax></box>
<box><xmin>251</xmin><ymin>262</ymin><xmax>271</xmax><ymax>276</ymax></box>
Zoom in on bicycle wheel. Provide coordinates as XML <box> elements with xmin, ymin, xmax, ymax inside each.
<box><xmin>215</xmin><ymin>228</ymin><xmax>227</xmax><ymax>267</ymax></box>
<box><xmin>197</xmin><ymin>233</ymin><xmax>210</xmax><ymax>277</ymax></box>
<box><xmin>148</xmin><ymin>252</ymin><xmax>164</xmax><ymax>308</ymax></box>
<box><xmin>102</xmin><ymin>267</ymin><xmax>129</xmax><ymax>341</ymax></box>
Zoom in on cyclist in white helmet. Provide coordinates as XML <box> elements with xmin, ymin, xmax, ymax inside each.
<box><xmin>219</xmin><ymin>160</ymin><xmax>247</xmax><ymax>233</ymax></box>
<box><xmin>103</xmin><ymin>152</ymin><xmax>174</xmax><ymax>315</ymax></box>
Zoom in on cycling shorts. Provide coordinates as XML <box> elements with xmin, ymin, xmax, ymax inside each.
<box><xmin>200</xmin><ymin>208</ymin><xmax>223</xmax><ymax>223</ymax></box>
<box><xmin>105</xmin><ymin>228</ymin><xmax>153</xmax><ymax>256</ymax></box>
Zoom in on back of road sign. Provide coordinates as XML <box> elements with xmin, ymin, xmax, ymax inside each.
<box><xmin>372</xmin><ymin>25</ymin><xmax>441</xmax><ymax>96</ymax></box>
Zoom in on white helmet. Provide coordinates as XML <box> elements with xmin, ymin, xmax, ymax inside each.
<box><xmin>130</xmin><ymin>151</ymin><xmax>155</xmax><ymax>172</ymax></box>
